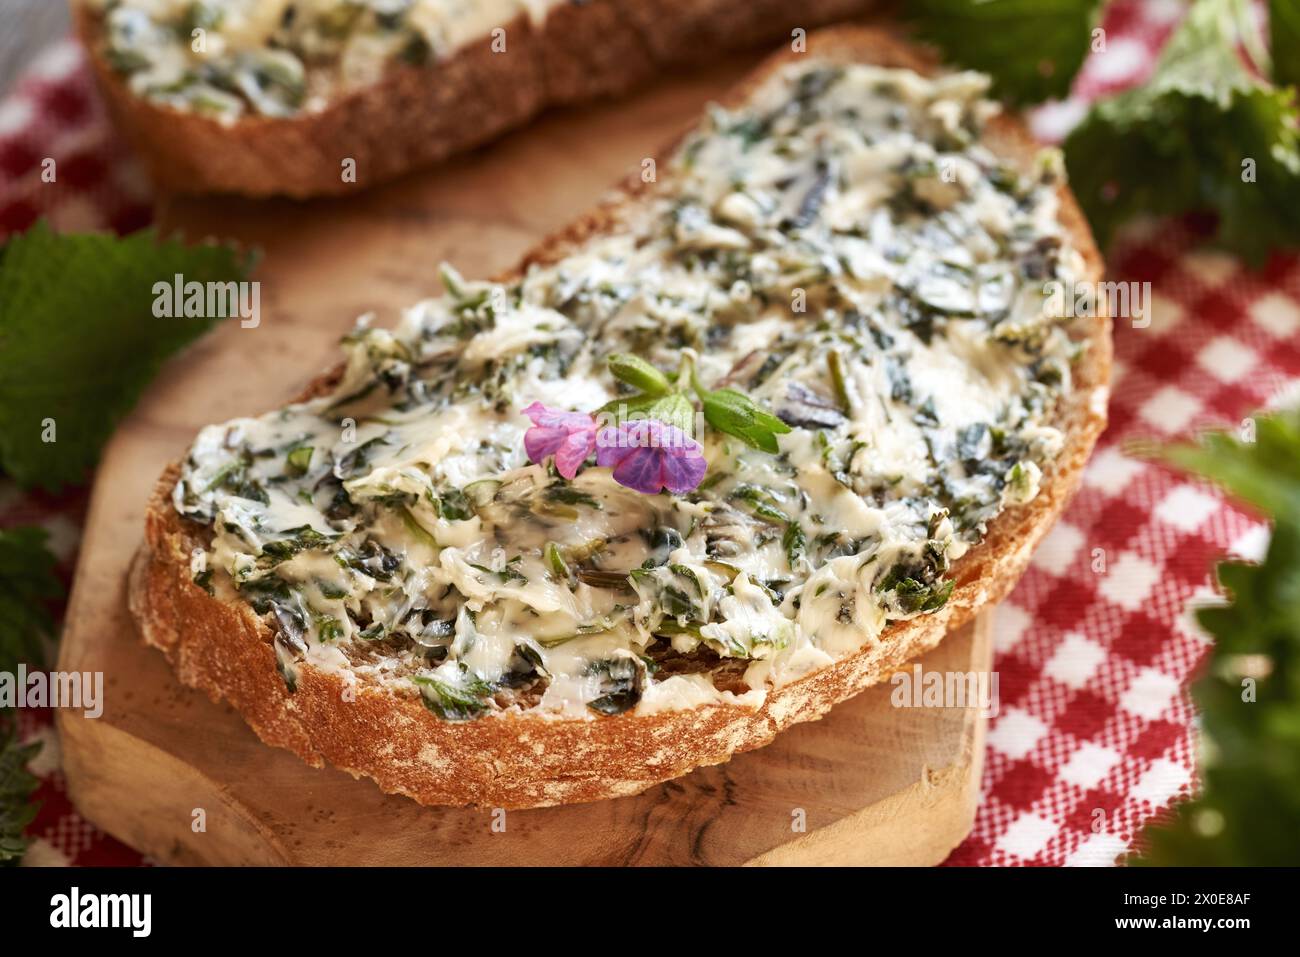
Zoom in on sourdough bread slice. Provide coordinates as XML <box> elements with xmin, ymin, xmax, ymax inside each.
<box><xmin>131</xmin><ymin>27</ymin><xmax>1111</xmax><ymax>809</ymax></box>
<box><xmin>75</xmin><ymin>0</ymin><xmax>883</xmax><ymax>198</ymax></box>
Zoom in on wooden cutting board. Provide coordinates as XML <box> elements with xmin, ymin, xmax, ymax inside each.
<box><xmin>55</xmin><ymin>48</ymin><xmax>994</xmax><ymax>866</ymax></box>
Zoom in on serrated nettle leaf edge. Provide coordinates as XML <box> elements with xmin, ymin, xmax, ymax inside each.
<box><xmin>0</xmin><ymin>223</ymin><xmax>257</xmax><ymax>491</ymax></box>
<box><xmin>1062</xmin><ymin>0</ymin><xmax>1300</xmax><ymax>263</ymax></box>
<box><xmin>910</xmin><ymin>0</ymin><xmax>1300</xmax><ymax>262</ymax></box>
<box><xmin>0</xmin><ymin>525</ymin><xmax>63</xmax><ymax>864</ymax></box>
<box><xmin>1133</xmin><ymin>407</ymin><xmax>1300</xmax><ymax>865</ymax></box>
<box><xmin>905</xmin><ymin>0</ymin><xmax>1107</xmax><ymax>105</ymax></box>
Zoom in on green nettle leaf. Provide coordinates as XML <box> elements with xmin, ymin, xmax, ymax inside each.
<box><xmin>1135</xmin><ymin>407</ymin><xmax>1300</xmax><ymax>865</ymax></box>
<box><xmin>0</xmin><ymin>223</ymin><xmax>257</xmax><ymax>490</ymax></box>
<box><xmin>0</xmin><ymin>722</ymin><xmax>41</xmax><ymax>865</ymax></box>
<box><xmin>1065</xmin><ymin>0</ymin><xmax>1300</xmax><ymax>264</ymax></box>
<box><xmin>1271</xmin><ymin>0</ymin><xmax>1300</xmax><ymax>87</ymax></box>
<box><xmin>0</xmin><ymin>526</ymin><xmax>62</xmax><ymax>677</ymax></box>
<box><xmin>1160</xmin><ymin>412</ymin><xmax>1300</xmax><ymax>519</ymax></box>
<box><xmin>701</xmin><ymin>387</ymin><xmax>791</xmax><ymax>454</ymax></box>
<box><xmin>906</xmin><ymin>0</ymin><xmax>1104</xmax><ymax>104</ymax></box>
<box><xmin>0</xmin><ymin>525</ymin><xmax>61</xmax><ymax>865</ymax></box>
<box><xmin>607</xmin><ymin>353</ymin><xmax>672</xmax><ymax>397</ymax></box>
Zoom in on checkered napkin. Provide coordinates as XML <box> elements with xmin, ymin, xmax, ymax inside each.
<box><xmin>4</xmin><ymin>0</ymin><xmax>1296</xmax><ymax>867</ymax></box>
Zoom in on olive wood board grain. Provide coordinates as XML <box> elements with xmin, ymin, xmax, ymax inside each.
<box><xmin>56</xmin><ymin>49</ymin><xmax>993</xmax><ymax>866</ymax></box>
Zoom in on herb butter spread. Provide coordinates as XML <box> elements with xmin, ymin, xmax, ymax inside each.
<box><xmin>88</xmin><ymin>0</ymin><xmax>560</xmax><ymax>120</ymax></box>
<box><xmin>174</xmin><ymin>62</ymin><xmax>1087</xmax><ymax>721</ymax></box>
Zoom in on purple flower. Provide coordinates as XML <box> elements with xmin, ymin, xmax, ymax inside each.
<box><xmin>595</xmin><ymin>419</ymin><xmax>707</xmax><ymax>495</ymax></box>
<box><xmin>521</xmin><ymin>402</ymin><xmax>598</xmax><ymax>479</ymax></box>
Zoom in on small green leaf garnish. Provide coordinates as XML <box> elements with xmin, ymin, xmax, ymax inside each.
<box><xmin>607</xmin><ymin>352</ymin><xmax>673</xmax><ymax>396</ymax></box>
<box><xmin>600</xmin><ymin>351</ymin><xmax>790</xmax><ymax>456</ymax></box>
<box><xmin>700</xmin><ymin>388</ymin><xmax>791</xmax><ymax>454</ymax></box>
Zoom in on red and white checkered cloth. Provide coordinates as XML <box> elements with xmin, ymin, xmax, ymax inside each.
<box><xmin>4</xmin><ymin>0</ymin><xmax>1296</xmax><ymax>867</ymax></box>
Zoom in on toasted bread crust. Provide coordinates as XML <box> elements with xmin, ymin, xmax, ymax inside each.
<box><xmin>75</xmin><ymin>0</ymin><xmax>882</xmax><ymax>198</ymax></box>
<box><xmin>129</xmin><ymin>28</ymin><xmax>1111</xmax><ymax>808</ymax></box>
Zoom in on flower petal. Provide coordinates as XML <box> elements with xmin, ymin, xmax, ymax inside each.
<box><xmin>664</xmin><ymin>432</ymin><xmax>702</xmax><ymax>457</ymax></box>
<box><xmin>596</xmin><ymin>418</ymin><xmax>708</xmax><ymax>494</ymax></box>
<box><xmin>522</xmin><ymin>401</ymin><xmax>594</xmax><ymax>431</ymax></box>
<box><xmin>521</xmin><ymin>403</ymin><xmax>598</xmax><ymax>470</ymax></box>
<box><xmin>524</xmin><ymin>426</ymin><xmax>566</xmax><ymax>465</ymax></box>
<box><xmin>554</xmin><ymin>429</ymin><xmax>596</xmax><ymax>479</ymax></box>
<box><xmin>610</xmin><ymin>447</ymin><xmax>666</xmax><ymax>495</ymax></box>
<box><xmin>595</xmin><ymin>426</ymin><xmax>636</xmax><ymax>468</ymax></box>
<box><xmin>660</xmin><ymin>447</ymin><xmax>708</xmax><ymax>493</ymax></box>
<box><xmin>521</xmin><ymin>400</ymin><xmax>550</xmax><ymax>425</ymax></box>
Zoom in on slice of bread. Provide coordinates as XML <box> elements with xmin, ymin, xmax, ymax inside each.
<box><xmin>75</xmin><ymin>0</ymin><xmax>884</xmax><ymax>198</ymax></box>
<box><xmin>130</xmin><ymin>27</ymin><xmax>1111</xmax><ymax>809</ymax></box>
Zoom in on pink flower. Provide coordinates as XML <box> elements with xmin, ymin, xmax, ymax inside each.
<box><xmin>596</xmin><ymin>419</ymin><xmax>707</xmax><ymax>495</ymax></box>
<box><xmin>521</xmin><ymin>402</ymin><xmax>598</xmax><ymax>479</ymax></box>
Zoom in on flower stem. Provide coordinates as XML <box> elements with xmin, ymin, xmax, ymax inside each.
<box><xmin>677</xmin><ymin>348</ymin><xmax>707</xmax><ymax>397</ymax></box>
